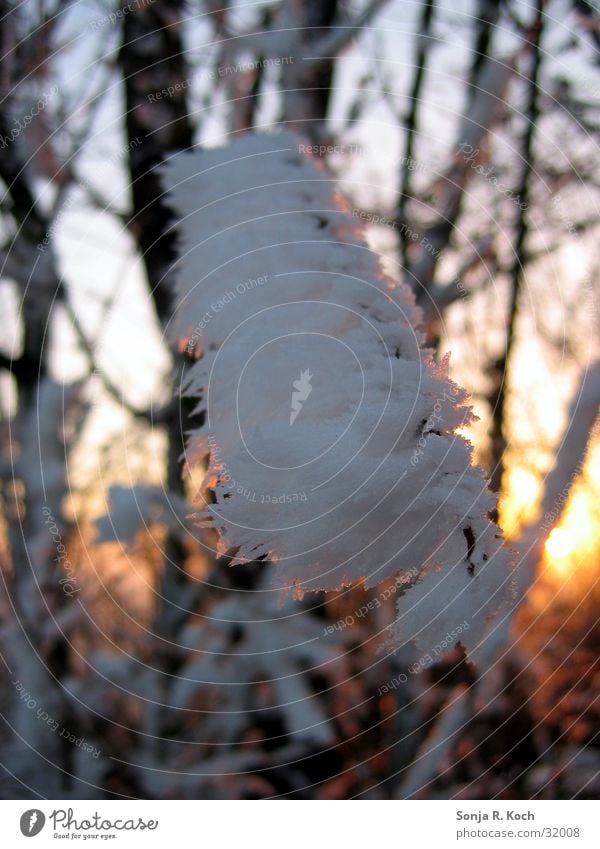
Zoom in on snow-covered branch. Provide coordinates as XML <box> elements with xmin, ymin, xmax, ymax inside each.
<box><xmin>516</xmin><ymin>360</ymin><xmax>600</xmax><ymax>594</ymax></box>
<box><xmin>162</xmin><ymin>131</ymin><xmax>517</xmax><ymax>665</ymax></box>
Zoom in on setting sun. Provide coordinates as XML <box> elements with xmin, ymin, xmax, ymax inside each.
<box><xmin>545</xmin><ymin>527</ymin><xmax>575</xmax><ymax>561</ymax></box>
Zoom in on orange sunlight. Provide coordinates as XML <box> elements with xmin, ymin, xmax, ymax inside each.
<box><xmin>498</xmin><ymin>432</ymin><xmax>600</xmax><ymax>583</ymax></box>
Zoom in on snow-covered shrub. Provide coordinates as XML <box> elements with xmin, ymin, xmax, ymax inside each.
<box><xmin>161</xmin><ymin>131</ymin><xmax>517</xmax><ymax>665</ymax></box>
<box><xmin>172</xmin><ymin>590</ymin><xmax>352</xmax><ymax>748</ymax></box>
<box><xmin>94</xmin><ymin>484</ymin><xmax>191</xmax><ymax>546</ymax></box>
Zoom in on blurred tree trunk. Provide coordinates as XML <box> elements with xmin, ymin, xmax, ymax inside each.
<box><xmin>406</xmin><ymin>14</ymin><xmax>512</xmax><ymax>317</ymax></box>
<box><xmin>119</xmin><ymin>0</ymin><xmax>198</xmax><ymax>656</ymax></box>
<box><xmin>488</xmin><ymin>3</ymin><xmax>544</xmax><ymax>504</ymax></box>
<box><xmin>120</xmin><ymin>0</ymin><xmax>193</xmax><ymax>319</ymax></box>
<box><xmin>280</xmin><ymin>0</ymin><xmax>339</xmax><ymax>140</ymax></box>
<box><xmin>397</xmin><ymin>0</ymin><xmax>435</xmax><ymax>269</ymax></box>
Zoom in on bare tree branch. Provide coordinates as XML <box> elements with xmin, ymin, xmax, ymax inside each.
<box><xmin>397</xmin><ymin>0</ymin><xmax>436</xmax><ymax>269</ymax></box>
<box><xmin>406</xmin><ymin>53</ymin><xmax>515</xmax><ymax>295</ymax></box>
<box><xmin>61</xmin><ymin>297</ymin><xmax>168</xmax><ymax>424</ymax></box>
<box><xmin>488</xmin><ymin>2</ymin><xmax>545</xmax><ymax>500</ymax></box>
<box><xmin>301</xmin><ymin>0</ymin><xmax>390</xmax><ymax>69</ymax></box>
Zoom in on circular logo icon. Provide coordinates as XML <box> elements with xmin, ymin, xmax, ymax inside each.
<box><xmin>20</xmin><ymin>810</ymin><xmax>45</xmax><ymax>837</ymax></box>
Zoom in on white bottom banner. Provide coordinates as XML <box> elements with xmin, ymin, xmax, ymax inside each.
<box><xmin>0</xmin><ymin>800</ymin><xmax>598</xmax><ymax>847</ymax></box>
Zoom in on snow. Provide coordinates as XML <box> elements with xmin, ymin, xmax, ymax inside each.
<box><xmin>161</xmin><ymin>130</ymin><xmax>517</xmax><ymax>663</ymax></box>
<box><xmin>94</xmin><ymin>484</ymin><xmax>191</xmax><ymax>546</ymax></box>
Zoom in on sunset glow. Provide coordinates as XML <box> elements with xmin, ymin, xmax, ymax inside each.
<box><xmin>495</xmin><ymin>432</ymin><xmax>600</xmax><ymax>583</ymax></box>
<box><xmin>545</xmin><ymin>527</ymin><xmax>575</xmax><ymax>560</ymax></box>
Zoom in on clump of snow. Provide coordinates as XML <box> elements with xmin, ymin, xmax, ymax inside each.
<box><xmin>161</xmin><ymin>131</ymin><xmax>516</xmax><ymax>663</ymax></box>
